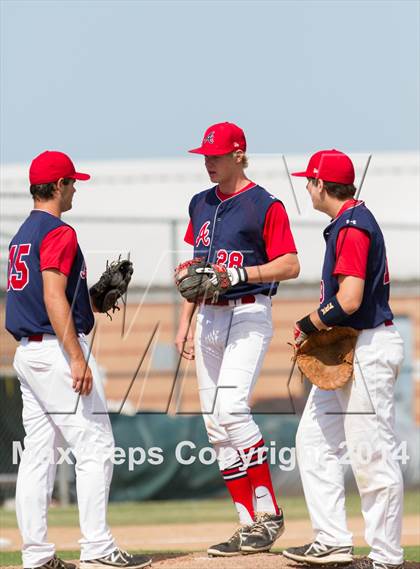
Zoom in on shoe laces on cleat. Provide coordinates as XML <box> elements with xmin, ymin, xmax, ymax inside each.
<box><xmin>229</xmin><ymin>526</ymin><xmax>251</xmax><ymax>542</ymax></box>
<box><xmin>251</xmin><ymin>512</ymin><xmax>282</xmax><ymax>535</ymax></box>
<box><xmin>250</xmin><ymin>521</ymin><xmax>269</xmax><ymax>536</ymax></box>
<box><xmin>255</xmin><ymin>512</ymin><xmax>276</xmax><ymax>522</ymax></box>
<box><xmin>226</xmin><ymin>529</ymin><xmax>241</xmax><ymax>543</ymax></box>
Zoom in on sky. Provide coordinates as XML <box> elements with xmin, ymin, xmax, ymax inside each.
<box><xmin>1</xmin><ymin>0</ymin><xmax>419</xmax><ymax>165</ymax></box>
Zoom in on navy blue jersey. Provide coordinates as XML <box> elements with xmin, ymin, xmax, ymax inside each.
<box><xmin>189</xmin><ymin>184</ymin><xmax>281</xmax><ymax>299</ymax></box>
<box><xmin>321</xmin><ymin>201</ymin><xmax>393</xmax><ymax>330</ymax></box>
<box><xmin>6</xmin><ymin>210</ymin><xmax>94</xmax><ymax>340</ymax></box>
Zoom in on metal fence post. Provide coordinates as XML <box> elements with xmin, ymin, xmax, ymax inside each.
<box><xmin>57</xmin><ymin>462</ymin><xmax>70</xmax><ymax>506</ymax></box>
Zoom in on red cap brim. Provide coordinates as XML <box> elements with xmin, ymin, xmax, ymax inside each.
<box><xmin>291</xmin><ymin>171</ymin><xmax>309</xmax><ymax>178</ymax></box>
<box><xmin>188</xmin><ymin>146</ymin><xmax>232</xmax><ymax>156</ymax></box>
<box><xmin>73</xmin><ymin>172</ymin><xmax>90</xmax><ymax>181</ymax></box>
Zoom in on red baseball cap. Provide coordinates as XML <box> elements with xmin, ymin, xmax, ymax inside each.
<box><xmin>189</xmin><ymin>122</ymin><xmax>247</xmax><ymax>156</ymax></box>
<box><xmin>29</xmin><ymin>151</ymin><xmax>90</xmax><ymax>185</ymax></box>
<box><xmin>292</xmin><ymin>149</ymin><xmax>355</xmax><ymax>185</ymax></box>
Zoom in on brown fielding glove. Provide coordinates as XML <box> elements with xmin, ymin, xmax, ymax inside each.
<box><xmin>90</xmin><ymin>258</ymin><xmax>133</xmax><ymax>317</ymax></box>
<box><xmin>293</xmin><ymin>327</ymin><xmax>359</xmax><ymax>390</ymax></box>
<box><xmin>174</xmin><ymin>258</ymin><xmax>231</xmax><ymax>303</ymax></box>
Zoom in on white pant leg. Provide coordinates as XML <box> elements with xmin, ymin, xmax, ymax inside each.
<box><xmin>194</xmin><ymin>308</ymin><xmax>231</xmax><ymax>448</ymax></box>
<box><xmin>338</xmin><ymin>325</ymin><xmax>404</xmax><ymax>565</ymax></box>
<box><xmin>15</xmin><ymin>379</ymin><xmax>59</xmax><ymax>567</ymax></box>
<box><xmin>296</xmin><ymin>386</ymin><xmax>353</xmax><ymax>546</ymax></box>
<box><xmin>215</xmin><ymin>298</ymin><xmax>273</xmax><ymax>449</ymax></box>
<box><xmin>14</xmin><ymin>336</ymin><xmax>116</xmax><ymax>565</ymax></box>
<box><xmin>195</xmin><ymin>296</ymin><xmax>273</xmax><ymax>451</ymax></box>
<box><xmin>296</xmin><ymin>324</ymin><xmax>404</xmax><ymax>563</ymax></box>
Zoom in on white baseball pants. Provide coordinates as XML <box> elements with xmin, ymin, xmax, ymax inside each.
<box><xmin>194</xmin><ymin>294</ymin><xmax>273</xmax><ymax>469</ymax></box>
<box><xmin>13</xmin><ymin>335</ymin><xmax>116</xmax><ymax>567</ymax></box>
<box><xmin>296</xmin><ymin>323</ymin><xmax>404</xmax><ymax>565</ymax></box>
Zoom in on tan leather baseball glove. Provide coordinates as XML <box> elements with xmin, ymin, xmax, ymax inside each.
<box><xmin>293</xmin><ymin>327</ymin><xmax>360</xmax><ymax>390</ymax></box>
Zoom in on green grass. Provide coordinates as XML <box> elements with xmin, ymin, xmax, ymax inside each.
<box><xmin>1</xmin><ymin>490</ymin><xmax>419</xmax><ymax>528</ymax></box>
<box><xmin>352</xmin><ymin>546</ymin><xmax>420</xmax><ymax>562</ymax></box>
<box><xmin>1</xmin><ymin>546</ymin><xmax>419</xmax><ymax>565</ymax></box>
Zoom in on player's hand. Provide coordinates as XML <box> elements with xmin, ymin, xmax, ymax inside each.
<box><xmin>175</xmin><ymin>328</ymin><xmax>195</xmax><ymax>360</ymax></box>
<box><xmin>70</xmin><ymin>357</ymin><xmax>93</xmax><ymax>395</ymax></box>
<box><xmin>293</xmin><ymin>322</ymin><xmax>308</xmax><ymax>346</ymax></box>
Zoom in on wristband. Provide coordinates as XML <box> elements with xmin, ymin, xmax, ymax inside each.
<box><xmin>297</xmin><ymin>314</ymin><xmax>318</xmax><ymax>335</ymax></box>
<box><xmin>237</xmin><ymin>266</ymin><xmax>248</xmax><ymax>283</ymax></box>
<box><xmin>227</xmin><ymin>266</ymin><xmax>248</xmax><ymax>286</ymax></box>
<box><xmin>317</xmin><ymin>295</ymin><xmax>348</xmax><ymax>326</ymax></box>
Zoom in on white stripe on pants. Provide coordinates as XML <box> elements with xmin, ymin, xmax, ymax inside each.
<box><xmin>296</xmin><ymin>324</ymin><xmax>404</xmax><ymax>565</ymax></box>
<box><xmin>13</xmin><ymin>335</ymin><xmax>116</xmax><ymax>567</ymax></box>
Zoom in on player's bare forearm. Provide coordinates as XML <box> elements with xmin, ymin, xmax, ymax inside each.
<box><xmin>44</xmin><ymin>293</ymin><xmax>83</xmax><ymax>357</ymax></box>
<box><xmin>181</xmin><ymin>298</ymin><xmax>197</xmax><ymax>321</ymax></box>
<box><xmin>42</xmin><ymin>269</ymin><xmax>93</xmax><ymax>394</ymax></box>
<box><xmin>304</xmin><ymin>275</ymin><xmax>366</xmax><ymax>331</ymax></box>
<box><xmin>175</xmin><ymin>299</ymin><xmax>197</xmax><ymax>360</ymax></box>
<box><xmin>42</xmin><ymin>270</ymin><xmax>83</xmax><ymax>356</ymax></box>
<box><xmin>246</xmin><ymin>253</ymin><xmax>300</xmax><ymax>283</ymax></box>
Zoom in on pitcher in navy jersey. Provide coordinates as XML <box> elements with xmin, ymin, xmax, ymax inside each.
<box><xmin>282</xmin><ymin>150</ymin><xmax>405</xmax><ymax>569</ymax></box>
<box><xmin>6</xmin><ymin>151</ymin><xmax>151</xmax><ymax>569</ymax></box>
<box><xmin>176</xmin><ymin>123</ymin><xmax>300</xmax><ymax>556</ymax></box>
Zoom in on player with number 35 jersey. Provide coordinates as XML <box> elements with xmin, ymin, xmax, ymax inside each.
<box><xmin>5</xmin><ymin>151</ymin><xmax>151</xmax><ymax>569</ymax></box>
<box><xmin>6</xmin><ymin>210</ymin><xmax>93</xmax><ymax>341</ymax></box>
<box><xmin>176</xmin><ymin>122</ymin><xmax>300</xmax><ymax>557</ymax></box>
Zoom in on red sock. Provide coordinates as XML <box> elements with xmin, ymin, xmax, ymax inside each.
<box><xmin>241</xmin><ymin>439</ymin><xmax>279</xmax><ymax>515</ymax></box>
<box><xmin>221</xmin><ymin>458</ymin><xmax>255</xmax><ymax>525</ymax></box>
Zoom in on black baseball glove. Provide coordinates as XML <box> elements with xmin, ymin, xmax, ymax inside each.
<box><xmin>90</xmin><ymin>258</ymin><xmax>133</xmax><ymax>317</ymax></box>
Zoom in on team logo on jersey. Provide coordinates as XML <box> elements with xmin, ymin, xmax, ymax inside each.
<box><xmin>203</xmin><ymin>131</ymin><xmax>215</xmax><ymax>144</ymax></box>
<box><xmin>196</xmin><ymin>221</ymin><xmax>211</xmax><ymax>247</ymax></box>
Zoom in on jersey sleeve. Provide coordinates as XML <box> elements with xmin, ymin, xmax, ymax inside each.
<box><xmin>184</xmin><ymin>219</ymin><xmax>195</xmax><ymax>246</ymax></box>
<box><xmin>333</xmin><ymin>227</ymin><xmax>371</xmax><ymax>279</ymax></box>
<box><xmin>40</xmin><ymin>225</ymin><xmax>78</xmax><ymax>276</ymax></box>
<box><xmin>263</xmin><ymin>202</ymin><xmax>298</xmax><ymax>260</ymax></box>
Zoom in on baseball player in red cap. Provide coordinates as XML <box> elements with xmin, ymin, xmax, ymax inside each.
<box><xmin>176</xmin><ymin>122</ymin><xmax>300</xmax><ymax>556</ymax></box>
<box><xmin>6</xmin><ymin>151</ymin><xmax>151</xmax><ymax>569</ymax></box>
<box><xmin>282</xmin><ymin>150</ymin><xmax>405</xmax><ymax>569</ymax></box>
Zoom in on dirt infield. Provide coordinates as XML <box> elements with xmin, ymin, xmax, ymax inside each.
<box><xmin>2</xmin><ymin>554</ymin><xmax>420</xmax><ymax>569</ymax></box>
<box><xmin>1</xmin><ymin>515</ymin><xmax>419</xmax><ymax>568</ymax></box>
<box><xmin>2</xmin><ymin>515</ymin><xmax>420</xmax><ymax>553</ymax></box>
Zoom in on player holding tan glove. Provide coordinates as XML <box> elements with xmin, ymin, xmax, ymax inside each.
<box><xmin>283</xmin><ymin>150</ymin><xmax>404</xmax><ymax>569</ymax></box>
